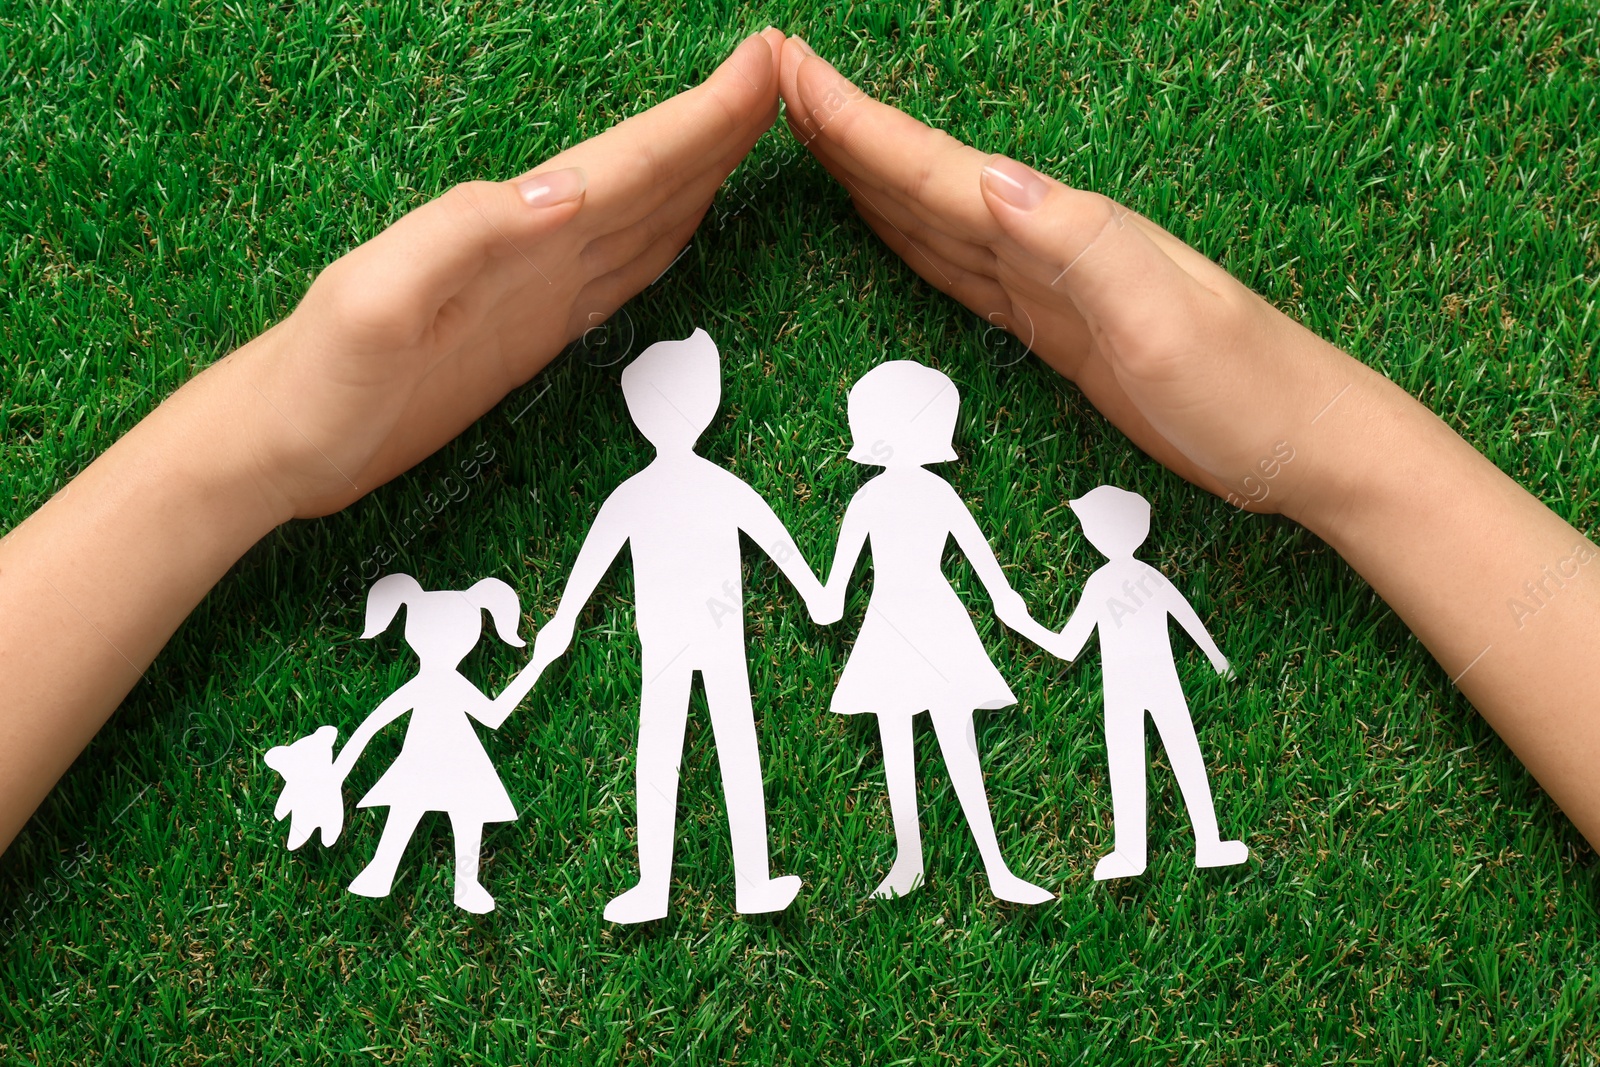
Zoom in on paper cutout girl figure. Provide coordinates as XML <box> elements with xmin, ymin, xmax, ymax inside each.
<box><xmin>264</xmin><ymin>573</ymin><xmax>528</xmax><ymax>913</ymax></box>
<box><xmin>1050</xmin><ymin>485</ymin><xmax>1249</xmax><ymax>879</ymax></box>
<box><xmin>494</xmin><ymin>329</ymin><xmax>825</xmax><ymax>924</ymax></box>
<box><xmin>812</xmin><ymin>360</ymin><xmax>1059</xmax><ymax>905</ymax></box>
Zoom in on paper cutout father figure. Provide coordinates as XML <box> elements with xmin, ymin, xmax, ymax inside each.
<box><xmin>495</xmin><ymin>329</ymin><xmax>824</xmax><ymax>923</ymax></box>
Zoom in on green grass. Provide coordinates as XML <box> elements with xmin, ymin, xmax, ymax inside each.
<box><xmin>2</xmin><ymin>0</ymin><xmax>1598</xmax><ymax>1062</ymax></box>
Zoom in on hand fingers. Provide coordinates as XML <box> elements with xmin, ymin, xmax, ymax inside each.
<box><xmin>783</xmin><ymin>92</ymin><xmax>1001</xmax><ymax>284</ymax></box>
<box><xmin>567</xmin><ymin>198</ymin><xmax>716</xmax><ymax>334</ymax></box>
<box><xmin>854</xmin><ymin>203</ymin><xmax>1013</xmax><ymax>321</ymax></box>
<box><xmin>781</xmin><ymin>39</ymin><xmax>1236</xmax><ymax>302</ymax></box>
<box><xmin>577</xmin><ymin>92</ymin><xmax>779</xmax><ymax>281</ymax></box>
<box><xmin>979</xmin><ymin>178</ymin><xmax>1240</xmax><ymax>303</ymax></box>
<box><xmin>781</xmin><ymin>38</ymin><xmax>1001</xmax><ymax>249</ymax></box>
<box><xmin>779</xmin><ymin>37</ymin><xmax>1098</xmax><ymax>362</ymax></box>
<box><xmin>838</xmin><ymin>169</ymin><xmax>1000</xmax><ymax>284</ymax></box>
<box><xmin>787</xmin><ymin>64</ymin><xmax>1239</xmax><ymax>313</ymax></box>
<box><xmin>777</xmin><ymin>38</ymin><xmax>1252</xmax><ymax>374</ymax></box>
<box><xmin>311</xmin><ymin>23</ymin><xmax>780</xmax><ymax>352</ymax></box>
<box><xmin>977</xmin><ymin>156</ymin><xmax>1212</xmax><ymax>368</ymax></box>
<box><xmin>525</xmin><ymin>30</ymin><xmax>783</xmax><ymax>238</ymax></box>
<box><xmin>1110</xmin><ymin>211</ymin><xmax>1242</xmax><ymax>298</ymax></box>
<box><xmin>421</xmin><ymin>29</ymin><xmax>780</xmax><ymax>352</ymax></box>
<box><xmin>845</xmin><ymin>171</ymin><xmax>1088</xmax><ymax>369</ymax></box>
<box><xmin>318</xmin><ymin>170</ymin><xmax>588</xmax><ymax>347</ymax></box>
<box><xmin>776</xmin><ymin>36</ymin><xmax>808</xmax><ymax>131</ymax></box>
<box><xmin>808</xmin><ymin>134</ymin><xmax>1001</xmax><ymax>268</ymax></box>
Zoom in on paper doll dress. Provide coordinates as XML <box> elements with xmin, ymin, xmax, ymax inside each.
<box><xmin>829</xmin><ymin>476</ymin><xmax>1017</xmax><ymax>718</ymax></box>
<box><xmin>358</xmin><ymin>680</ymin><xmax>516</xmax><ymax>822</ymax></box>
<box><xmin>832</xmin><ymin>580</ymin><xmax>1017</xmax><ymax>717</ymax></box>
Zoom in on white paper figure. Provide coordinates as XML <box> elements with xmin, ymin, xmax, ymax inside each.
<box><xmin>1051</xmin><ymin>485</ymin><xmax>1249</xmax><ymax>880</ymax></box>
<box><xmin>494</xmin><ymin>329</ymin><xmax>824</xmax><ymax>924</ymax></box>
<box><xmin>264</xmin><ymin>573</ymin><xmax>528</xmax><ymax>913</ymax></box>
<box><xmin>263</xmin><ymin>725</ymin><xmax>342</xmax><ymax>849</ymax></box>
<box><xmin>812</xmin><ymin>360</ymin><xmax>1059</xmax><ymax>905</ymax></box>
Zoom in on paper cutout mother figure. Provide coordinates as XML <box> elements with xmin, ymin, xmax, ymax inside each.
<box><xmin>1051</xmin><ymin>485</ymin><xmax>1249</xmax><ymax>879</ymax></box>
<box><xmin>495</xmin><ymin>329</ymin><xmax>824</xmax><ymax>923</ymax></box>
<box><xmin>812</xmin><ymin>361</ymin><xmax>1058</xmax><ymax>905</ymax></box>
<box><xmin>264</xmin><ymin>573</ymin><xmax>528</xmax><ymax>914</ymax></box>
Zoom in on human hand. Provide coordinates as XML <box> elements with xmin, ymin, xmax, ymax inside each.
<box><xmin>221</xmin><ymin>30</ymin><xmax>785</xmax><ymax>521</ymax></box>
<box><xmin>777</xmin><ymin>38</ymin><xmax>1402</xmax><ymax>529</ymax></box>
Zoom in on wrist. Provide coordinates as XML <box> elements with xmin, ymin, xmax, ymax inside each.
<box><xmin>136</xmin><ymin>338</ymin><xmax>299</xmax><ymax>543</ymax></box>
<box><xmin>1151</xmin><ymin>301</ymin><xmax>1415</xmax><ymax>529</ymax></box>
<box><xmin>1276</xmin><ymin>357</ymin><xmax>1455</xmax><ymax>552</ymax></box>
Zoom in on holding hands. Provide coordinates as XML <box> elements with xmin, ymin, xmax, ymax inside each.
<box><xmin>5</xmin><ymin>18</ymin><xmax>1596</xmax><ymax>868</ymax></box>
<box><xmin>0</xmin><ymin>30</ymin><xmax>793</xmax><ymax>850</ymax></box>
<box><xmin>488</xmin><ymin>611</ymin><xmax>575</xmax><ymax>722</ymax></box>
<box><xmin>805</xmin><ymin>579</ymin><xmax>846</xmax><ymax>627</ymax></box>
<box><xmin>775</xmin><ymin>37</ymin><xmax>1373</xmax><ymax>528</ymax></box>
<box><xmin>992</xmin><ymin>588</ymin><xmax>1067</xmax><ymax>660</ymax></box>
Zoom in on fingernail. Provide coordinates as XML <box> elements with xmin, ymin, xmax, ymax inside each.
<box><xmin>517</xmin><ymin>167</ymin><xmax>586</xmax><ymax>207</ymax></box>
<box><xmin>792</xmin><ymin>36</ymin><xmax>816</xmax><ymax>57</ymax></box>
<box><xmin>982</xmin><ymin>157</ymin><xmax>1048</xmax><ymax>211</ymax></box>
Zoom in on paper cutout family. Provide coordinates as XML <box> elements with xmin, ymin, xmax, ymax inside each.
<box><xmin>265</xmin><ymin>330</ymin><xmax>1248</xmax><ymax>918</ymax></box>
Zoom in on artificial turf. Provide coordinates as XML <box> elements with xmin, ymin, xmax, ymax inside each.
<box><xmin>2</xmin><ymin>0</ymin><xmax>1597</xmax><ymax>1062</ymax></box>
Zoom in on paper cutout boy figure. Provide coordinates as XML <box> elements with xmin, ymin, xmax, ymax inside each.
<box><xmin>1052</xmin><ymin>485</ymin><xmax>1249</xmax><ymax>879</ymax></box>
<box><xmin>813</xmin><ymin>360</ymin><xmax>1059</xmax><ymax>905</ymax></box>
<box><xmin>496</xmin><ymin>329</ymin><xmax>824</xmax><ymax>923</ymax></box>
<box><xmin>264</xmin><ymin>573</ymin><xmax>528</xmax><ymax>914</ymax></box>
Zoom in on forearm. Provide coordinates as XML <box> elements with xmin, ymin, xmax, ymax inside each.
<box><xmin>0</xmin><ymin>347</ymin><xmax>286</xmax><ymax>851</ymax></box>
<box><xmin>1287</xmin><ymin>356</ymin><xmax>1600</xmax><ymax>844</ymax></box>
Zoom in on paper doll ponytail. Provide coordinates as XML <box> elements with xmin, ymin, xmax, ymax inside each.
<box><xmin>462</xmin><ymin>577</ymin><xmax>526</xmax><ymax>648</ymax></box>
<box><xmin>363</xmin><ymin>573</ymin><xmax>424</xmax><ymax>639</ymax></box>
<box><xmin>361</xmin><ymin>573</ymin><xmax>524</xmax><ymax>650</ymax></box>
